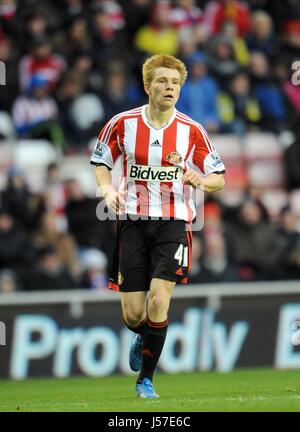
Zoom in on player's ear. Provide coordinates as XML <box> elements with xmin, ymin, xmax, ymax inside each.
<box><xmin>144</xmin><ymin>83</ymin><xmax>150</xmax><ymax>95</ymax></box>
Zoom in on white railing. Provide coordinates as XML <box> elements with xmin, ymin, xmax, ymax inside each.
<box><xmin>0</xmin><ymin>281</ymin><xmax>299</xmax><ymax>306</ymax></box>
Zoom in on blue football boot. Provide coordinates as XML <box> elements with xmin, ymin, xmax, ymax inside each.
<box><xmin>129</xmin><ymin>334</ymin><xmax>143</xmax><ymax>372</ymax></box>
<box><xmin>136</xmin><ymin>378</ymin><xmax>160</xmax><ymax>399</ymax></box>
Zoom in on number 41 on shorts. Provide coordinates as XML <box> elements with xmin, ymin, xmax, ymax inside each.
<box><xmin>174</xmin><ymin>244</ymin><xmax>188</xmax><ymax>267</ymax></box>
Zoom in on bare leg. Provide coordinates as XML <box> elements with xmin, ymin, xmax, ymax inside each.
<box><xmin>120</xmin><ymin>291</ymin><xmax>148</xmax><ymax>328</ymax></box>
<box><xmin>147</xmin><ymin>278</ymin><xmax>175</xmax><ymax>322</ymax></box>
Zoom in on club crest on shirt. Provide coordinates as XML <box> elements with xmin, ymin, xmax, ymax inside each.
<box><xmin>166</xmin><ymin>151</ymin><xmax>183</xmax><ymax>166</ymax></box>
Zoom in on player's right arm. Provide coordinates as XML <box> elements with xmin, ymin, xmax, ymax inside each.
<box><xmin>95</xmin><ymin>165</ymin><xmax>126</xmax><ymax>213</ymax></box>
<box><xmin>90</xmin><ymin>116</ymin><xmax>125</xmax><ymax>213</ymax></box>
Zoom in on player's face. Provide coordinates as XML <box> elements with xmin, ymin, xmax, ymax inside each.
<box><xmin>145</xmin><ymin>67</ymin><xmax>181</xmax><ymax>110</ymax></box>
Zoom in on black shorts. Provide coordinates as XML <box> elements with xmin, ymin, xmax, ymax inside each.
<box><xmin>108</xmin><ymin>218</ymin><xmax>192</xmax><ymax>292</ymax></box>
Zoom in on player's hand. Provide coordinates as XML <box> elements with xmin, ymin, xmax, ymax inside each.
<box><xmin>104</xmin><ymin>190</ymin><xmax>127</xmax><ymax>213</ymax></box>
<box><xmin>182</xmin><ymin>169</ymin><xmax>203</xmax><ymax>189</ymax></box>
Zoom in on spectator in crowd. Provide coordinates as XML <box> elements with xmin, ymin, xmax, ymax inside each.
<box><xmin>12</xmin><ymin>74</ymin><xmax>66</xmax><ymax>149</ymax></box>
<box><xmin>123</xmin><ymin>0</ymin><xmax>151</xmax><ymax>43</ymax></box>
<box><xmin>0</xmin><ymin>208</ymin><xmax>35</xmax><ymax>287</ymax></box>
<box><xmin>285</xmin><ymin>245</ymin><xmax>300</xmax><ymax>280</ymax></box>
<box><xmin>33</xmin><ymin>210</ymin><xmax>79</xmax><ymax>279</ymax></box>
<box><xmin>280</xmin><ymin>19</ymin><xmax>300</xmax><ymax>60</ymax></box>
<box><xmin>98</xmin><ymin>0</ymin><xmax>126</xmax><ymax>32</ymax></box>
<box><xmin>220</xmin><ymin>20</ymin><xmax>250</xmax><ymax>66</ymax></box>
<box><xmin>276</xmin><ymin>205</ymin><xmax>300</xmax><ymax>279</ymax></box>
<box><xmin>207</xmin><ymin>34</ymin><xmax>240</xmax><ymax>85</ymax></box>
<box><xmin>134</xmin><ymin>0</ymin><xmax>179</xmax><ymax>56</ymax></box>
<box><xmin>0</xmin><ymin>269</ymin><xmax>19</xmax><ymax>294</ymax></box>
<box><xmin>177</xmin><ymin>51</ymin><xmax>220</xmax><ymax>132</ymax></box>
<box><xmin>43</xmin><ymin>163</ymin><xmax>68</xmax><ymax>232</ymax></box>
<box><xmin>22</xmin><ymin>11</ymin><xmax>49</xmax><ymax>46</ymax></box>
<box><xmin>218</xmin><ymin>71</ymin><xmax>261</xmax><ymax>135</ymax></box>
<box><xmin>91</xmin><ymin>6</ymin><xmax>128</xmax><ymax>65</ymax></box>
<box><xmin>170</xmin><ymin>0</ymin><xmax>203</xmax><ymax>36</ymax></box>
<box><xmin>0</xmin><ymin>111</ymin><xmax>14</xmax><ymax>140</ymax></box>
<box><xmin>57</xmin><ymin>72</ymin><xmax>85</xmax><ymax>146</ymax></box>
<box><xmin>58</xmin><ymin>66</ymin><xmax>105</xmax><ymax>148</ymax></box>
<box><xmin>249</xmin><ymin>51</ymin><xmax>287</xmax><ymax>132</ymax></box>
<box><xmin>224</xmin><ymin>199</ymin><xmax>283</xmax><ymax>280</ymax></box>
<box><xmin>245</xmin><ymin>187</ymin><xmax>270</xmax><ymax>222</ymax></box>
<box><xmin>251</xmin><ymin>0</ymin><xmax>300</xmax><ymax>35</ymax></box>
<box><xmin>62</xmin><ymin>17</ymin><xmax>93</xmax><ymax>63</ymax></box>
<box><xmin>188</xmin><ymin>200</ymin><xmax>239</xmax><ymax>284</ymax></box>
<box><xmin>62</xmin><ymin>0</ymin><xmax>87</xmax><ymax>27</ymax></box>
<box><xmin>1</xmin><ymin>167</ymin><xmax>45</xmax><ymax>232</ymax></box>
<box><xmin>80</xmin><ymin>248</ymin><xmax>108</xmax><ymax>290</ymax></box>
<box><xmin>0</xmin><ymin>36</ymin><xmax>19</xmax><ymax>113</ymax></box>
<box><xmin>246</xmin><ymin>10</ymin><xmax>278</xmax><ymax>58</ymax></box>
<box><xmin>202</xmin><ymin>200</ymin><xmax>224</xmax><ymax>237</ymax></box>
<box><xmin>19</xmin><ymin>35</ymin><xmax>65</xmax><ymax>94</ymax></box>
<box><xmin>100</xmin><ymin>60</ymin><xmax>142</xmax><ymax>120</ymax></box>
<box><xmin>57</xmin><ymin>71</ymin><xmax>104</xmax><ymax>148</ymax></box>
<box><xmin>204</xmin><ymin>0</ymin><xmax>251</xmax><ymax>37</ymax></box>
<box><xmin>28</xmin><ymin>245</ymin><xmax>79</xmax><ymax>291</ymax></box>
<box><xmin>188</xmin><ymin>234</ymin><xmax>204</xmax><ymax>284</ymax></box>
<box><xmin>65</xmin><ymin>178</ymin><xmax>115</xmax><ymax>260</ymax></box>
<box><xmin>67</xmin><ymin>80</ymin><xmax>104</xmax><ymax>146</ymax></box>
<box><xmin>0</xmin><ymin>0</ymin><xmax>18</xmax><ymax>38</ymax></box>
<box><xmin>202</xmin><ymin>200</ymin><xmax>239</xmax><ymax>281</ymax></box>
<box><xmin>284</xmin><ymin>122</ymin><xmax>300</xmax><ymax>190</ymax></box>
<box><xmin>70</xmin><ymin>50</ymin><xmax>96</xmax><ymax>83</ymax></box>
<box><xmin>200</xmin><ymin>232</ymin><xmax>239</xmax><ymax>283</ymax></box>
<box><xmin>17</xmin><ymin>1</ymin><xmax>62</xmax><ymax>46</ymax></box>
<box><xmin>177</xmin><ymin>34</ymin><xmax>199</xmax><ymax>64</ymax></box>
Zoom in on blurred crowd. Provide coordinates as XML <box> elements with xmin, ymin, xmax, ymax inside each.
<box><xmin>1</xmin><ymin>0</ymin><xmax>300</xmax><ymax>292</ymax></box>
<box><xmin>1</xmin><ymin>0</ymin><xmax>300</xmax><ymax>142</ymax></box>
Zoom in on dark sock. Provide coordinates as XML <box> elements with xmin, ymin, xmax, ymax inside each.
<box><xmin>137</xmin><ymin>318</ymin><xmax>168</xmax><ymax>384</ymax></box>
<box><xmin>125</xmin><ymin>318</ymin><xmax>149</xmax><ymax>337</ymax></box>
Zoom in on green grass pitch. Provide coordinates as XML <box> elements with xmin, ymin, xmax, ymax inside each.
<box><xmin>0</xmin><ymin>368</ymin><xmax>300</xmax><ymax>412</ymax></box>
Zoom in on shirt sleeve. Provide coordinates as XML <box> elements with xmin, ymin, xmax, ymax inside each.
<box><xmin>90</xmin><ymin>116</ymin><xmax>122</xmax><ymax>169</ymax></box>
<box><xmin>192</xmin><ymin>123</ymin><xmax>226</xmax><ymax>176</ymax></box>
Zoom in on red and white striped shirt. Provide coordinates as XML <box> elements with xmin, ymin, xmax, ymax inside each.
<box><xmin>19</xmin><ymin>54</ymin><xmax>66</xmax><ymax>93</ymax></box>
<box><xmin>91</xmin><ymin>105</ymin><xmax>225</xmax><ymax>223</ymax></box>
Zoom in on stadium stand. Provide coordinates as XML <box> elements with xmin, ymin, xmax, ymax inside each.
<box><xmin>210</xmin><ymin>133</ymin><xmax>248</xmax><ymax>207</ymax></box>
<box><xmin>0</xmin><ymin>0</ymin><xmax>300</xmax><ymax>290</ymax></box>
<box><xmin>12</xmin><ymin>139</ymin><xmax>58</xmax><ymax>192</ymax></box>
<box><xmin>243</xmin><ymin>132</ymin><xmax>286</xmax><ymax>188</ymax></box>
<box><xmin>59</xmin><ymin>154</ymin><xmax>96</xmax><ymax>196</ymax></box>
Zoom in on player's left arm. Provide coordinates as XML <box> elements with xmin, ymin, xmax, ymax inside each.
<box><xmin>182</xmin><ymin>170</ymin><xmax>225</xmax><ymax>192</ymax></box>
<box><xmin>182</xmin><ymin>124</ymin><xmax>226</xmax><ymax>192</ymax></box>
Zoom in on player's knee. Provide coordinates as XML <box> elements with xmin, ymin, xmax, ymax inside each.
<box><xmin>122</xmin><ymin>308</ymin><xmax>145</xmax><ymax>327</ymax></box>
<box><xmin>148</xmin><ymin>293</ymin><xmax>168</xmax><ymax>315</ymax></box>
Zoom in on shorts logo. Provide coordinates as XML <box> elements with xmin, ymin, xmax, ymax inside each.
<box><xmin>128</xmin><ymin>164</ymin><xmax>183</xmax><ymax>182</ymax></box>
<box><xmin>118</xmin><ymin>272</ymin><xmax>123</xmax><ymax>285</ymax></box>
<box><xmin>167</xmin><ymin>151</ymin><xmax>183</xmax><ymax>166</ymax></box>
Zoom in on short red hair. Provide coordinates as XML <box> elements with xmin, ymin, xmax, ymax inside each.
<box><xmin>142</xmin><ymin>54</ymin><xmax>188</xmax><ymax>87</ymax></box>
